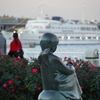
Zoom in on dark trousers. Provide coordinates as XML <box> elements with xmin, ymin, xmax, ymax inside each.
<box><xmin>8</xmin><ymin>49</ymin><xmax>24</xmax><ymax>58</ymax></box>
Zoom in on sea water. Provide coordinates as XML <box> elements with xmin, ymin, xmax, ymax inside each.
<box><xmin>17</xmin><ymin>44</ymin><xmax>100</xmax><ymax>60</ymax></box>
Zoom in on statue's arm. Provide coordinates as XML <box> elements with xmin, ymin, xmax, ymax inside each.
<box><xmin>51</xmin><ymin>57</ymin><xmax>74</xmax><ymax>75</ymax></box>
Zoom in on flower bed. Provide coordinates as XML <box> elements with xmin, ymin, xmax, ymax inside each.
<box><xmin>64</xmin><ymin>57</ymin><xmax>100</xmax><ymax>100</ymax></box>
<box><xmin>0</xmin><ymin>53</ymin><xmax>42</xmax><ymax>100</ymax></box>
<box><xmin>0</xmin><ymin>53</ymin><xmax>100</xmax><ymax>100</ymax></box>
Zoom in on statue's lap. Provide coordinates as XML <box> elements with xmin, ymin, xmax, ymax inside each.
<box><xmin>38</xmin><ymin>90</ymin><xmax>68</xmax><ymax>100</ymax></box>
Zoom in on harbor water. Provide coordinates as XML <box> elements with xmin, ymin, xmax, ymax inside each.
<box><xmin>7</xmin><ymin>44</ymin><xmax>100</xmax><ymax>60</ymax></box>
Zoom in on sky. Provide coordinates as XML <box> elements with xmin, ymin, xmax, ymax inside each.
<box><xmin>0</xmin><ymin>0</ymin><xmax>100</xmax><ymax>21</ymax></box>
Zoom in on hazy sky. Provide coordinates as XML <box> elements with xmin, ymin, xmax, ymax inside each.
<box><xmin>0</xmin><ymin>0</ymin><xmax>100</xmax><ymax>21</ymax></box>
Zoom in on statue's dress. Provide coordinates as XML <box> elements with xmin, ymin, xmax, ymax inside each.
<box><xmin>38</xmin><ymin>53</ymin><xmax>82</xmax><ymax>100</ymax></box>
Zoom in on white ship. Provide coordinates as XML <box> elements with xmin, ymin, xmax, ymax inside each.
<box><xmin>17</xmin><ymin>15</ymin><xmax>100</xmax><ymax>45</ymax></box>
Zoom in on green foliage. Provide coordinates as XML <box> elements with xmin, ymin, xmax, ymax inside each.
<box><xmin>64</xmin><ymin>57</ymin><xmax>100</xmax><ymax>100</ymax></box>
<box><xmin>0</xmin><ymin>54</ymin><xmax>100</xmax><ymax>100</ymax></box>
<box><xmin>0</xmin><ymin>54</ymin><xmax>42</xmax><ymax>100</ymax></box>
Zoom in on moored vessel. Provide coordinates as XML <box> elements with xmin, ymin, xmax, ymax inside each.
<box><xmin>17</xmin><ymin>15</ymin><xmax>100</xmax><ymax>45</ymax></box>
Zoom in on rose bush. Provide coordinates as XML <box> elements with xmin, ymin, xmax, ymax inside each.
<box><xmin>0</xmin><ymin>53</ymin><xmax>42</xmax><ymax>100</ymax></box>
<box><xmin>0</xmin><ymin>52</ymin><xmax>100</xmax><ymax>100</ymax></box>
<box><xmin>63</xmin><ymin>57</ymin><xmax>100</xmax><ymax>100</ymax></box>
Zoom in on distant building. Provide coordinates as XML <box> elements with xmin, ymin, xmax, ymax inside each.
<box><xmin>0</xmin><ymin>16</ymin><xmax>32</xmax><ymax>32</ymax></box>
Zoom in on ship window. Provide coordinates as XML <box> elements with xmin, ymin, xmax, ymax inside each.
<box><xmin>67</xmin><ymin>36</ymin><xmax>70</xmax><ymax>40</ymax></box>
<box><xmin>70</xmin><ymin>37</ymin><xmax>74</xmax><ymax>39</ymax></box>
<box><xmin>39</xmin><ymin>26</ymin><xmax>42</xmax><ymax>28</ymax></box>
<box><xmin>93</xmin><ymin>37</ymin><xmax>96</xmax><ymax>39</ymax></box>
<box><xmin>36</xmin><ymin>26</ymin><xmax>38</xmax><ymax>28</ymax></box>
<box><xmin>86</xmin><ymin>27</ymin><xmax>91</xmax><ymax>30</ymax></box>
<box><xmin>88</xmin><ymin>37</ymin><xmax>91</xmax><ymax>39</ymax></box>
<box><xmin>96</xmin><ymin>37</ymin><xmax>98</xmax><ymax>40</ymax></box>
<box><xmin>66</xmin><ymin>37</ymin><xmax>68</xmax><ymax>39</ymax></box>
<box><xmin>76</xmin><ymin>37</ymin><xmax>80</xmax><ymax>39</ymax></box>
<box><xmin>70</xmin><ymin>22</ymin><xmax>74</xmax><ymax>24</ymax></box>
<box><xmin>92</xmin><ymin>28</ymin><xmax>96</xmax><ymax>31</ymax></box>
<box><xmin>85</xmin><ymin>37</ymin><xmax>88</xmax><ymax>39</ymax></box>
<box><xmin>81</xmin><ymin>27</ymin><xmax>85</xmax><ymax>30</ymax></box>
<box><xmin>31</xmin><ymin>25</ymin><xmax>35</xmax><ymax>28</ymax></box>
<box><xmin>80</xmin><ymin>37</ymin><xmax>82</xmax><ymax>39</ymax></box>
<box><xmin>46</xmin><ymin>26</ymin><xmax>50</xmax><ymax>28</ymax></box>
<box><xmin>58</xmin><ymin>36</ymin><xmax>62</xmax><ymax>38</ymax></box>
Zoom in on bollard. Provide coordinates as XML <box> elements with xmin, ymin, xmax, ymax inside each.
<box><xmin>85</xmin><ymin>49</ymin><xmax>99</xmax><ymax>66</ymax></box>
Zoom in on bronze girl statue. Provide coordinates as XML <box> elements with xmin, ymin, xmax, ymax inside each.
<box><xmin>38</xmin><ymin>33</ymin><xmax>82</xmax><ymax>100</ymax></box>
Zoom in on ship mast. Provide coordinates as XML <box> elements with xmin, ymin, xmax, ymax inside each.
<box><xmin>38</xmin><ymin>3</ymin><xmax>44</xmax><ymax>20</ymax></box>
<box><xmin>81</xmin><ymin>1</ymin><xmax>85</xmax><ymax>23</ymax></box>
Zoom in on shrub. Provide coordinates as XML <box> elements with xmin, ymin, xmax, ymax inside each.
<box><xmin>0</xmin><ymin>53</ymin><xmax>42</xmax><ymax>100</ymax></box>
<box><xmin>64</xmin><ymin>57</ymin><xmax>100</xmax><ymax>100</ymax></box>
<box><xmin>0</xmin><ymin>53</ymin><xmax>100</xmax><ymax>100</ymax></box>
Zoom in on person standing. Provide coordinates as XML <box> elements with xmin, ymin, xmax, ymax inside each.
<box><xmin>0</xmin><ymin>30</ymin><xmax>6</xmax><ymax>54</ymax></box>
<box><xmin>8</xmin><ymin>32</ymin><xmax>24</xmax><ymax>58</ymax></box>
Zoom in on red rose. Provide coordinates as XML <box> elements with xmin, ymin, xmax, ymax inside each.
<box><xmin>64</xmin><ymin>57</ymin><xmax>67</xmax><ymax>60</ymax></box>
<box><xmin>2</xmin><ymin>54</ymin><xmax>6</xmax><ymax>56</ymax></box>
<box><xmin>15</xmin><ymin>75</ymin><xmax>19</xmax><ymax>78</ymax></box>
<box><xmin>8</xmin><ymin>80</ymin><xmax>14</xmax><ymax>85</ymax></box>
<box><xmin>1</xmin><ymin>69</ymin><xmax>4</xmax><ymax>72</ymax></box>
<box><xmin>20</xmin><ymin>88</ymin><xmax>23</xmax><ymax>90</ymax></box>
<box><xmin>37</xmin><ymin>87</ymin><xmax>42</xmax><ymax>91</ymax></box>
<box><xmin>90</xmin><ymin>64</ymin><xmax>96</xmax><ymax>69</ymax></box>
<box><xmin>11</xmin><ymin>88</ymin><xmax>15</xmax><ymax>92</ymax></box>
<box><xmin>14</xmin><ymin>57</ymin><xmax>19</xmax><ymax>60</ymax></box>
<box><xmin>84</xmin><ymin>61</ymin><xmax>88</xmax><ymax>64</ymax></box>
<box><xmin>68</xmin><ymin>58</ymin><xmax>71</xmax><ymax>60</ymax></box>
<box><xmin>13</xmin><ymin>60</ymin><xmax>18</xmax><ymax>63</ymax></box>
<box><xmin>38</xmin><ymin>66</ymin><xmax>40</xmax><ymax>69</ymax></box>
<box><xmin>31</xmin><ymin>69</ymin><xmax>38</xmax><ymax>73</ymax></box>
<box><xmin>3</xmin><ymin>83</ymin><xmax>8</xmax><ymax>88</ymax></box>
<box><xmin>80</xmin><ymin>86</ymin><xmax>85</xmax><ymax>89</ymax></box>
<box><xmin>18</xmin><ymin>56</ymin><xmax>21</xmax><ymax>59</ymax></box>
<box><xmin>68</xmin><ymin>61</ymin><xmax>73</xmax><ymax>65</ymax></box>
<box><xmin>76</xmin><ymin>65</ymin><xmax>81</xmax><ymax>67</ymax></box>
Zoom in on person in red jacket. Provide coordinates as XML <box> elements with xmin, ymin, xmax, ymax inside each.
<box><xmin>8</xmin><ymin>32</ymin><xmax>24</xmax><ymax>58</ymax></box>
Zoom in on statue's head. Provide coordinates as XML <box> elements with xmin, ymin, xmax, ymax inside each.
<box><xmin>40</xmin><ymin>33</ymin><xmax>59</xmax><ymax>53</ymax></box>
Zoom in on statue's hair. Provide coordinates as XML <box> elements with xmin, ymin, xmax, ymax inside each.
<box><xmin>38</xmin><ymin>33</ymin><xmax>59</xmax><ymax>66</ymax></box>
<box><xmin>40</xmin><ymin>33</ymin><xmax>59</xmax><ymax>51</ymax></box>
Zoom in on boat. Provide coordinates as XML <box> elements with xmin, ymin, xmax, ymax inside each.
<box><xmin>17</xmin><ymin>14</ymin><xmax>100</xmax><ymax>45</ymax></box>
